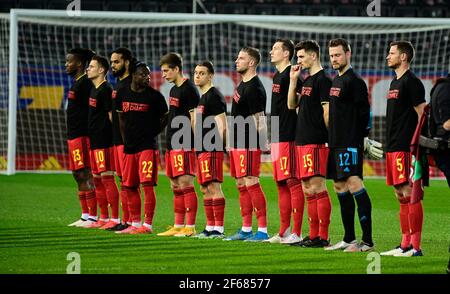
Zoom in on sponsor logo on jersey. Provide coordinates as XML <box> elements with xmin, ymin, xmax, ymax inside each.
<box><xmin>169</xmin><ymin>97</ymin><xmax>180</xmax><ymax>107</ymax></box>
<box><xmin>301</xmin><ymin>86</ymin><xmax>313</xmax><ymax>96</ymax></box>
<box><xmin>89</xmin><ymin>97</ymin><xmax>97</xmax><ymax>107</ymax></box>
<box><xmin>387</xmin><ymin>89</ymin><xmax>399</xmax><ymax>99</ymax></box>
<box><xmin>68</xmin><ymin>91</ymin><xmax>76</xmax><ymax>100</ymax></box>
<box><xmin>272</xmin><ymin>84</ymin><xmax>281</xmax><ymax>93</ymax></box>
<box><xmin>233</xmin><ymin>91</ymin><xmax>240</xmax><ymax>103</ymax></box>
<box><xmin>112</xmin><ymin>90</ymin><xmax>117</xmax><ymax>99</ymax></box>
<box><xmin>329</xmin><ymin>87</ymin><xmax>341</xmax><ymax>97</ymax></box>
<box><xmin>122</xmin><ymin>101</ymin><xmax>149</xmax><ymax>112</ymax></box>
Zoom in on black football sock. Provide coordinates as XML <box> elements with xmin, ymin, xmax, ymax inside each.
<box><xmin>353</xmin><ymin>188</ymin><xmax>373</xmax><ymax>246</ymax></box>
<box><xmin>337</xmin><ymin>191</ymin><xmax>356</xmax><ymax>243</ymax></box>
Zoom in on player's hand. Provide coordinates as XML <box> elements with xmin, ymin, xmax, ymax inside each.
<box><xmin>290</xmin><ymin>64</ymin><xmax>301</xmax><ymax>80</ymax></box>
<box><xmin>364</xmin><ymin>137</ymin><xmax>383</xmax><ymax>160</ymax></box>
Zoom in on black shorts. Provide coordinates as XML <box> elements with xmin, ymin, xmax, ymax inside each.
<box><xmin>327</xmin><ymin>147</ymin><xmax>363</xmax><ymax>181</ymax></box>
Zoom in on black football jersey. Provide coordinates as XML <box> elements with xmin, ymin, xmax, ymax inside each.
<box><xmin>328</xmin><ymin>68</ymin><xmax>370</xmax><ymax>148</ymax></box>
<box><xmin>67</xmin><ymin>74</ymin><xmax>93</xmax><ymax>139</ymax></box>
<box><xmin>88</xmin><ymin>81</ymin><xmax>113</xmax><ymax>149</ymax></box>
<box><xmin>271</xmin><ymin>65</ymin><xmax>298</xmax><ymax>143</ymax></box>
<box><xmin>385</xmin><ymin>70</ymin><xmax>425</xmax><ymax>152</ymax></box>
<box><xmin>166</xmin><ymin>79</ymin><xmax>200</xmax><ymax>150</ymax></box>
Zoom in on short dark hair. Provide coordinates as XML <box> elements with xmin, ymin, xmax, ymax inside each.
<box><xmin>240</xmin><ymin>46</ymin><xmax>261</xmax><ymax>66</ymax></box>
<box><xmin>129</xmin><ymin>60</ymin><xmax>149</xmax><ymax>75</ymax></box>
<box><xmin>91</xmin><ymin>55</ymin><xmax>109</xmax><ymax>73</ymax></box>
<box><xmin>390</xmin><ymin>40</ymin><xmax>415</xmax><ymax>63</ymax></box>
<box><xmin>295</xmin><ymin>40</ymin><xmax>320</xmax><ymax>57</ymax></box>
<box><xmin>159</xmin><ymin>52</ymin><xmax>183</xmax><ymax>71</ymax></box>
<box><xmin>111</xmin><ymin>47</ymin><xmax>133</xmax><ymax>62</ymax></box>
<box><xmin>328</xmin><ymin>38</ymin><xmax>351</xmax><ymax>53</ymax></box>
<box><xmin>196</xmin><ymin>60</ymin><xmax>215</xmax><ymax>74</ymax></box>
<box><xmin>68</xmin><ymin>48</ymin><xmax>96</xmax><ymax>68</ymax></box>
<box><xmin>276</xmin><ymin>38</ymin><xmax>295</xmax><ymax>60</ymax></box>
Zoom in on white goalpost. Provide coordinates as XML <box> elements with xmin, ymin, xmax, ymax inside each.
<box><xmin>1</xmin><ymin>9</ymin><xmax>449</xmax><ymax>175</ymax></box>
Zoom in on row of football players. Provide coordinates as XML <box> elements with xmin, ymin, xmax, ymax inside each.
<box><xmin>65</xmin><ymin>38</ymin><xmax>426</xmax><ymax>256</ymax></box>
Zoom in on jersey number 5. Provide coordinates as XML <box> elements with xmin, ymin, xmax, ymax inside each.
<box><xmin>396</xmin><ymin>158</ymin><xmax>403</xmax><ymax>172</ymax></box>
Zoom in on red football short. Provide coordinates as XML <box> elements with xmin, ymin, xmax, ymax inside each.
<box><xmin>113</xmin><ymin>144</ymin><xmax>125</xmax><ymax>177</ymax></box>
<box><xmin>67</xmin><ymin>136</ymin><xmax>91</xmax><ymax>171</ymax></box>
<box><xmin>296</xmin><ymin>144</ymin><xmax>329</xmax><ymax>179</ymax></box>
<box><xmin>122</xmin><ymin>149</ymin><xmax>159</xmax><ymax>187</ymax></box>
<box><xmin>90</xmin><ymin>147</ymin><xmax>115</xmax><ymax>175</ymax></box>
<box><xmin>196</xmin><ymin>151</ymin><xmax>224</xmax><ymax>185</ymax></box>
<box><xmin>165</xmin><ymin>149</ymin><xmax>196</xmax><ymax>178</ymax></box>
<box><xmin>271</xmin><ymin>141</ymin><xmax>297</xmax><ymax>182</ymax></box>
<box><xmin>229</xmin><ymin>148</ymin><xmax>261</xmax><ymax>178</ymax></box>
<box><xmin>386</xmin><ymin>151</ymin><xmax>411</xmax><ymax>186</ymax></box>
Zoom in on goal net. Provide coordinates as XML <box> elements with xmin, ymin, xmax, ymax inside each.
<box><xmin>1</xmin><ymin>10</ymin><xmax>449</xmax><ymax>177</ymax></box>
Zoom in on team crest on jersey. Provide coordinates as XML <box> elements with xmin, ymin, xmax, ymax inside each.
<box><xmin>272</xmin><ymin>84</ymin><xmax>281</xmax><ymax>93</ymax></box>
<box><xmin>122</xmin><ymin>101</ymin><xmax>149</xmax><ymax>112</ymax></box>
<box><xmin>68</xmin><ymin>91</ymin><xmax>76</xmax><ymax>100</ymax></box>
<box><xmin>112</xmin><ymin>90</ymin><xmax>117</xmax><ymax>99</ymax></box>
<box><xmin>387</xmin><ymin>90</ymin><xmax>399</xmax><ymax>99</ymax></box>
<box><xmin>197</xmin><ymin>105</ymin><xmax>205</xmax><ymax>114</ymax></box>
<box><xmin>233</xmin><ymin>91</ymin><xmax>240</xmax><ymax>103</ymax></box>
<box><xmin>301</xmin><ymin>86</ymin><xmax>312</xmax><ymax>96</ymax></box>
<box><xmin>329</xmin><ymin>87</ymin><xmax>341</xmax><ymax>97</ymax></box>
<box><xmin>170</xmin><ymin>97</ymin><xmax>180</xmax><ymax>107</ymax></box>
<box><xmin>89</xmin><ymin>97</ymin><xmax>97</xmax><ymax>107</ymax></box>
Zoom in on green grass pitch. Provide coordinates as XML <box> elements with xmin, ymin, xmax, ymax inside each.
<box><xmin>0</xmin><ymin>173</ymin><xmax>448</xmax><ymax>274</ymax></box>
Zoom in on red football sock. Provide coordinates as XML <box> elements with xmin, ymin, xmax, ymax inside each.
<box><xmin>183</xmin><ymin>186</ymin><xmax>198</xmax><ymax>226</ymax></box>
<box><xmin>238</xmin><ymin>186</ymin><xmax>253</xmax><ymax>228</ymax></box>
<box><xmin>399</xmin><ymin>196</ymin><xmax>411</xmax><ymax>249</ymax></box>
<box><xmin>306</xmin><ymin>193</ymin><xmax>319</xmax><ymax>239</ymax></box>
<box><xmin>276</xmin><ymin>182</ymin><xmax>291</xmax><ymax>236</ymax></box>
<box><xmin>247</xmin><ymin>183</ymin><xmax>267</xmax><ymax>229</ymax></box>
<box><xmin>93</xmin><ymin>177</ymin><xmax>109</xmax><ymax>219</ymax></box>
<box><xmin>119</xmin><ymin>181</ymin><xmax>129</xmax><ymax>224</ymax></box>
<box><xmin>317</xmin><ymin>190</ymin><xmax>331</xmax><ymax>240</ymax></box>
<box><xmin>287</xmin><ymin>178</ymin><xmax>304</xmax><ymax>236</ymax></box>
<box><xmin>409</xmin><ymin>201</ymin><xmax>424</xmax><ymax>251</ymax></box>
<box><xmin>84</xmin><ymin>190</ymin><xmax>97</xmax><ymax>217</ymax></box>
<box><xmin>126</xmin><ymin>187</ymin><xmax>141</xmax><ymax>224</ymax></box>
<box><xmin>78</xmin><ymin>191</ymin><xmax>89</xmax><ymax>214</ymax></box>
<box><xmin>101</xmin><ymin>175</ymin><xmax>120</xmax><ymax>220</ymax></box>
<box><xmin>143</xmin><ymin>185</ymin><xmax>156</xmax><ymax>225</ymax></box>
<box><xmin>203</xmin><ymin>198</ymin><xmax>215</xmax><ymax>227</ymax></box>
<box><xmin>212</xmin><ymin>197</ymin><xmax>225</xmax><ymax>227</ymax></box>
<box><xmin>173</xmin><ymin>188</ymin><xmax>185</xmax><ymax>226</ymax></box>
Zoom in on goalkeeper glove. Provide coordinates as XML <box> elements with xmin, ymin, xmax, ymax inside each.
<box><xmin>364</xmin><ymin>137</ymin><xmax>383</xmax><ymax>160</ymax></box>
